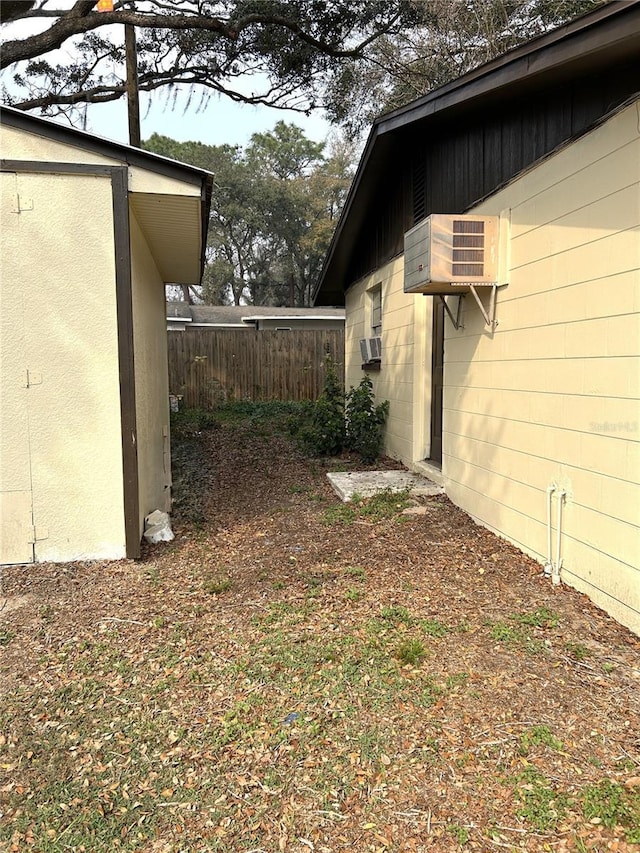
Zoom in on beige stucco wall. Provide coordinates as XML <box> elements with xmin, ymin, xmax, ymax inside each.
<box><xmin>1</xmin><ymin>125</ymin><xmax>201</xmax><ymax>199</ymax></box>
<box><xmin>130</xmin><ymin>213</ymin><xmax>172</xmax><ymax>532</ymax></box>
<box><xmin>1</xmin><ymin>124</ymin><xmax>117</xmax><ymax>166</ymax></box>
<box><xmin>0</xmin><ymin>169</ymin><xmax>126</xmax><ymax>563</ymax></box>
<box><xmin>444</xmin><ymin>101</ymin><xmax>640</xmax><ymax>633</ymax></box>
<box><xmin>345</xmin><ymin>257</ymin><xmax>434</xmax><ymax>463</ymax></box>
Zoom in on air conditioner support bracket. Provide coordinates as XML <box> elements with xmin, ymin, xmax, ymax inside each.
<box><xmin>439</xmin><ymin>294</ymin><xmax>463</xmax><ymax>330</ymax></box>
<box><xmin>468</xmin><ymin>284</ymin><xmax>498</xmax><ymax>329</ymax></box>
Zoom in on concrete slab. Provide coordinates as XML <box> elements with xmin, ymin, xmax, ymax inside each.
<box><xmin>326</xmin><ymin>470</ymin><xmax>445</xmax><ymax>502</ymax></box>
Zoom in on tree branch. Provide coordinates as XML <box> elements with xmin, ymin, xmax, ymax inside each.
<box><xmin>2</xmin><ymin>6</ymin><xmax>398</xmax><ymax>70</ymax></box>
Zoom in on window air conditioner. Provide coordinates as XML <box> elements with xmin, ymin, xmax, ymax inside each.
<box><xmin>359</xmin><ymin>337</ymin><xmax>382</xmax><ymax>363</ymax></box>
<box><xmin>404</xmin><ymin>214</ymin><xmax>500</xmax><ymax>295</ymax></box>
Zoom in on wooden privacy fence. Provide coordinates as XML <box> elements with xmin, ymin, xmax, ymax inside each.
<box><xmin>167</xmin><ymin>328</ymin><xmax>345</xmax><ymax>407</ymax></box>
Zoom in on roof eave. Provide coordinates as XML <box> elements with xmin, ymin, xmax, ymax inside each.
<box><xmin>312</xmin><ymin>0</ymin><xmax>640</xmax><ymax>306</ymax></box>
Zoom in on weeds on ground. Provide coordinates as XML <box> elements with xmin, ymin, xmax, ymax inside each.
<box><xmin>582</xmin><ymin>780</ymin><xmax>640</xmax><ymax>841</ymax></box>
<box><xmin>488</xmin><ymin>607</ymin><xmax>559</xmax><ymax>654</ymax></box>
<box><xmin>170</xmin><ymin>406</ymin><xmax>219</xmax><ymax>437</ymax></box>
<box><xmin>323</xmin><ymin>489</ymin><xmax>412</xmax><ymax>526</ymax></box>
<box><xmin>512</xmin><ymin>767</ymin><xmax>569</xmax><ymax>832</ymax></box>
<box><xmin>395</xmin><ymin>638</ymin><xmax>427</xmax><ymax>665</ymax></box>
<box><xmin>344</xmin><ymin>565</ymin><xmax>367</xmax><ymax>581</ymax></box>
<box><xmin>0</xmin><ymin>628</ymin><xmax>15</xmax><ymax>646</ymax></box>
<box><xmin>519</xmin><ymin>724</ymin><xmax>564</xmax><ymax>755</ymax></box>
<box><xmin>205</xmin><ymin>577</ymin><xmax>232</xmax><ymax>595</ymax></box>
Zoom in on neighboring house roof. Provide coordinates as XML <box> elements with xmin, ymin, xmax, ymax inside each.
<box><xmin>313</xmin><ymin>0</ymin><xmax>640</xmax><ymax>305</ymax></box>
<box><xmin>0</xmin><ymin>106</ymin><xmax>213</xmax><ymax>283</ymax></box>
<box><xmin>166</xmin><ymin>303</ymin><xmax>345</xmax><ymax>326</ymax></box>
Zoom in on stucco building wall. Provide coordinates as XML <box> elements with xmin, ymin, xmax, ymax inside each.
<box><xmin>444</xmin><ymin>102</ymin><xmax>640</xmax><ymax>633</ymax></box>
<box><xmin>0</xmin><ymin>168</ymin><xmax>126</xmax><ymax>562</ymax></box>
<box><xmin>130</xmin><ymin>213</ymin><xmax>172</xmax><ymax>532</ymax></box>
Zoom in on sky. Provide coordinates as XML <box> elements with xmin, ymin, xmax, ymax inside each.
<box><xmin>69</xmin><ymin>85</ymin><xmax>332</xmax><ymax>148</ymax></box>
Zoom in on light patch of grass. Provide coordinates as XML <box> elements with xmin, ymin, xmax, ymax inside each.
<box><xmin>323</xmin><ymin>490</ymin><xmax>413</xmax><ymax>526</ymax></box>
<box><xmin>512</xmin><ymin>607</ymin><xmax>559</xmax><ymax>628</ymax></box>
<box><xmin>419</xmin><ymin>617</ymin><xmax>449</xmax><ymax>637</ymax></box>
<box><xmin>513</xmin><ymin>767</ymin><xmax>569</xmax><ymax>832</ymax></box>
<box><xmin>345</xmin><ymin>588</ymin><xmax>363</xmax><ymax>602</ymax></box>
<box><xmin>581</xmin><ymin>780</ymin><xmax>640</xmax><ymax>841</ymax></box>
<box><xmin>358</xmin><ymin>488</ymin><xmax>413</xmax><ymax>521</ymax></box>
<box><xmin>344</xmin><ymin>565</ymin><xmax>367</xmax><ymax>580</ymax></box>
<box><xmin>380</xmin><ymin>604</ymin><xmax>413</xmax><ymax>625</ymax></box>
<box><xmin>395</xmin><ymin>638</ymin><xmax>427</xmax><ymax>666</ymax></box>
<box><xmin>447</xmin><ymin>823</ymin><xmax>470</xmax><ymax>845</ymax></box>
<box><xmin>322</xmin><ymin>503</ymin><xmax>357</xmax><ymax>526</ymax></box>
<box><xmin>565</xmin><ymin>641</ymin><xmax>591</xmax><ymax>660</ymax></box>
<box><xmin>489</xmin><ymin>618</ymin><xmax>546</xmax><ymax>654</ymax></box>
<box><xmin>519</xmin><ymin>724</ymin><xmax>563</xmax><ymax>755</ymax></box>
<box><xmin>0</xmin><ymin>627</ymin><xmax>15</xmax><ymax>646</ymax></box>
<box><xmin>205</xmin><ymin>577</ymin><xmax>232</xmax><ymax>595</ymax></box>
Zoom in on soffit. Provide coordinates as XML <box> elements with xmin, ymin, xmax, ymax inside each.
<box><xmin>130</xmin><ymin>192</ymin><xmax>203</xmax><ymax>284</ymax></box>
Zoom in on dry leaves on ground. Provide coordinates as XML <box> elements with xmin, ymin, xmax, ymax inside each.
<box><xmin>1</xmin><ymin>404</ymin><xmax>639</xmax><ymax>853</ymax></box>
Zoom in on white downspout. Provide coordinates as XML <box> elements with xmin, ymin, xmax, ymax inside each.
<box><xmin>552</xmin><ymin>490</ymin><xmax>566</xmax><ymax>586</ymax></box>
<box><xmin>543</xmin><ymin>485</ymin><xmax>556</xmax><ymax>577</ymax></box>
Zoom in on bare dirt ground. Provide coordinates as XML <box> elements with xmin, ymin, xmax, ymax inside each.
<box><xmin>1</xmin><ymin>409</ymin><xmax>639</xmax><ymax>853</ymax></box>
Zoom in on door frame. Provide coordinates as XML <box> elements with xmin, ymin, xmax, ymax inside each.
<box><xmin>429</xmin><ymin>297</ymin><xmax>445</xmax><ymax>465</ymax></box>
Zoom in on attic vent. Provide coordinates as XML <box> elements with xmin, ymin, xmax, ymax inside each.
<box><xmin>452</xmin><ymin>219</ymin><xmax>486</xmax><ymax>277</ymax></box>
<box><xmin>412</xmin><ymin>159</ymin><xmax>426</xmax><ymax>224</ymax></box>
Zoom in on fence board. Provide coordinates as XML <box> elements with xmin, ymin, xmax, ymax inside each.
<box><xmin>167</xmin><ymin>328</ymin><xmax>344</xmax><ymax>407</ymax></box>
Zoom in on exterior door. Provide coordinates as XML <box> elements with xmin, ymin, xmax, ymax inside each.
<box><xmin>0</xmin><ymin>173</ymin><xmax>35</xmax><ymax>564</ymax></box>
<box><xmin>429</xmin><ymin>298</ymin><xmax>445</xmax><ymax>465</ymax></box>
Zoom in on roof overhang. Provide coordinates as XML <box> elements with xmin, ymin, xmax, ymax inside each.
<box><xmin>313</xmin><ymin>0</ymin><xmax>640</xmax><ymax>306</ymax></box>
<box><xmin>130</xmin><ymin>192</ymin><xmax>206</xmax><ymax>284</ymax></box>
<box><xmin>0</xmin><ymin>105</ymin><xmax>213</xmax><ymax>285</ymax></box>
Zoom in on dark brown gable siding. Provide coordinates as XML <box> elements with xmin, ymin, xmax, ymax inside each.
<box><xmin>345</xmin><ymin>63</ymin><xmax>639</xmax><ymax>286</ymax></box>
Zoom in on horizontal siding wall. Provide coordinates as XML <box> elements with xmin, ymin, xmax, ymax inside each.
<box><xmin>444</xmin><ymin>101</ymin><xmax>640</xmax><ymax>634</ymax></box>
<box><xmin>345</xmin><ymin>257</ymin><xmax>432</xmax><ymax>462</ymax></box>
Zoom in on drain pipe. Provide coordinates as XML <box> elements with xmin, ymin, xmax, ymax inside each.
<box><xmin>543</xmin><ymin>485</ymin><xmax>556</xmax><ymax>578</ymax></box>
<box><xmin>552</xmin><ymin>490</ymin><xmax>566</xmax><ymax>586</ymax></box>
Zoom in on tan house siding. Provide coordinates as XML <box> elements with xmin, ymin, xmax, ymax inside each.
<box><xmin>130</xmin><ymin>213</ymin><xmax>172</xmax><ymax>532</ymax></box>
<box><xmin>0</xmin><ymin>169</ymin><xmax>126</xmax><ymax>562</ymax></box>
<box><xmin>444</xmin><ymin>102</ymin><xmax>640</xmax><ymax>633</ymax></box>
<box><xmin>345</xmin><ymin>257</ymin><xmax>433</xmax><ymax>463</ymax></box>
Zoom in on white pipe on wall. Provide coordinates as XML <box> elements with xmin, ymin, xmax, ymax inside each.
<box><xmin>544</xmin><ymin>484</ymin><xmax>556</xmax><ymax>577</ymax></box>
<box><xmin>552</xmin><ymin>490</ymin><xmax>566</xmax><ymax>586</ymax></box>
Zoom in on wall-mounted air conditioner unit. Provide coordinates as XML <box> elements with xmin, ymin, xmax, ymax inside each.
<box><xmin>404</xmin><ymin>214</ymin><xmax>500</xmax><ymax>295</ymax></box>
<box><xmin>359</xmin><ymin>337</ymin><xmax>382</xmax><ymax>363</ymax></box>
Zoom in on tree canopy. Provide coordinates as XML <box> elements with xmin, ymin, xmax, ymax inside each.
<box><xmin>0</xmin><ymin>1</ymin><xmax>417</xmax><ymax>119</ymax></box>
<box><xmin>145</xmin><ymin>122</ymin><xmax>353</xmax><ymax>307</ymax></box>
<box><xmin>325</xmin><ymin>0</ymin><xmax>605</xmax><ymax>133</ymax></box>
<box><xmin>1</xmin><ymin>1</ymin><xmax>603</xmax><ymax>130</ymax></box>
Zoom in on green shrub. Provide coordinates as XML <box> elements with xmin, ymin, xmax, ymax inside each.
<box><xmin>345</xmin><ymin>375</ymin><xmax>389</xmax><ymax>463</ymax></box>
<box><xmin>301</xmin><ymin>359</ymin><xmax>345</xmax><ymax>456</ymax></box>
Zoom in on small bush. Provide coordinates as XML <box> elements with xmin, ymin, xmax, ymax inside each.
<box><xmin>301</xmin><ymin>359</ymin><xmax>345</xmax><ymax>456</ymax></box>
<box><xmin>345</xmin><ymin>375</ymin><xmax>389</xmax><ymax>463</ymax></box>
